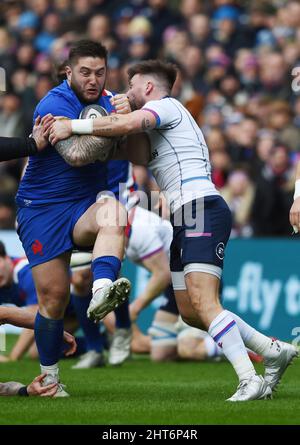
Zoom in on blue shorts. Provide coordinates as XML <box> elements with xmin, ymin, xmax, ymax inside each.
<box><xmin>16</xmin><ymin>197</ymin><xmax>96</xmax><ymax>268</ymax></box>
<box><xmin>170</xmin><ymin>196</ymin><xmax>232</xmax><ymax>288</ymax></box>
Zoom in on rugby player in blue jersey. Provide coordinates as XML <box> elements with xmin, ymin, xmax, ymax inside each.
<box><xmin>15</xmin><ymin>40</ymin><xmax>131</xmax><ymax>397</ymax></box>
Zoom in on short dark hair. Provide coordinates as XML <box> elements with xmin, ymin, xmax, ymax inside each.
<box><xmin>127</xmin><ymin>60</ymin><xmax>178</xmax><ymax>92</ymax></box>
<box><xmin>0</xmin><ymin>241</ymin><xmax>6</xmax><ymax>257</ymax></box>
<box><xmin>68</xmin><ymin>40</ymin><xmax>108</xmax><ymax>66</ymax></box>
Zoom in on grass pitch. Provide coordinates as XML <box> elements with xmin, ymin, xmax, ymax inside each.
<box><xmin>0</xmin><ymin>335</ymin><xmax>300</xmax><ymax>425</ymax></box>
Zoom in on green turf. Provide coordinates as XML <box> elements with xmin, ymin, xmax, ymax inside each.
<box><xmin>0</xmin><ymin>335</ymin><xmax>300</xmax><ymax>425</ymax></box>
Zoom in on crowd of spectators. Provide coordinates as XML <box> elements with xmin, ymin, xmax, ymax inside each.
<box><xmin>0</xmin><ymin>0</ymin><xmax>300</xmax><ymax>236</ymax></box>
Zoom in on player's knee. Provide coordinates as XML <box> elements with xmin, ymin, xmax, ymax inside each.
<box><xmin>181</xmin><ymin>315</ymin><xmax>199</xmax><ymax>329</ymax></box>
<box><xmin>151</xmin><ymin>346</ymin><xmax>177</xmax><ymax>362</ymax></box>
<box><xmin>38</xmin><ymin>285</ymin><xmax>69</xmax><ymax>317</ymax></box>
<box><xmin>188</xmin><ymin>287</ymin><xmax>218</xmax><ymax>316</ymax></box>
<box><xmin>148</xmin><ymin>320</ymin><xmax>178</xmax><ymax>362</ymax></box>
<box><xmin>177</xmin><ymin>338</ymin><xmax>194</xmax><ymax>359</ymax></box>
<box><xmin>97</xmin><ymin>199</ymin><xmax>127</xmax><ymax>229</ymax></box>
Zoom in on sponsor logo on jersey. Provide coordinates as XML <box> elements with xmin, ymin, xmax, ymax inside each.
<box><xmin>216</xmin><ymin>242</ymin><xmax>225</xmax><ymax>260</ymax></box>
<box><xmin>151</xmin><ymin>149</ymin><xmax>159</xmax><ymax>159</ymax></box>
<box><xmin>32</xmin><ymin>239</ymin><xmax>43</xmax><ymax>256</ymax></box>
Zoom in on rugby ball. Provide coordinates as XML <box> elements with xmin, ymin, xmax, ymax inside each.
<box><xmin>79</xmin><ymin>104</ymin><xmax>115</xmax><ymax>162</ymax></box>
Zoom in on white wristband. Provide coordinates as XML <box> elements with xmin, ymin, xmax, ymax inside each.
<box><xmin>71</xmin><ymin>119</ymin><xmax>93</xmax><ymax>134</ymax></box>
<box><xmin>294</xmin><ymin>179</ymin><xmax>300</xmax><ymax>200</ymax></box>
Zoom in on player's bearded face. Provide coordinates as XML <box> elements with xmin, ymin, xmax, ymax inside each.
<box><xmin>69</xmin><ymin>57</ymin><xmax>107</xmax><ymax>104</ymax></box>
<box><xmin>127</xmin><ymin>74</ymin><xmax>146</xmax><ymax>110</ymax></box>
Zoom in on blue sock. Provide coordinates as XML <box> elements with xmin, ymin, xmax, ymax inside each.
<box><xmin>115</xmin><ymin>298</ymin><xmax>131</xmax><ymax>329</ymax></box>
<box><xmin>91</xmin><ymin>256</ymin><xmax>121</xmax><ymax>282</ymax></box>
<box><xmin>34</xmin><ymin>312</ymin><xmax>64</xmax><ymax>366</ymax></box>
<box><xmin>72</xmin><ymin>294</ymin><xmax>104</xmax><ymax>352</ymax></box>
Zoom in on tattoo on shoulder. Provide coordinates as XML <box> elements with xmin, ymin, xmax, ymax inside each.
<box><xmin>141</xmin><ymin>118</ymin><xmax>151</xmax><ymax>131</ymax></box>
<box><xmin>55</xmin><ymin>135</ymin><xmax>112</xmax><ymax>166</ymax></box>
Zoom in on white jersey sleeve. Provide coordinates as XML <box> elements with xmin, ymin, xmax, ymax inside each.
<box><xmin>141</xmin><ymin>97</ymin><xmax>219</xmax><ymax>213</ymax></box>
<box><xmin>142</xmin><ymin>98</ymin><xmax>181</xmax><ymax>129</ymax></box>
<box><xmin>126</xmin><ymin>206</ymin><xmax>172</xmax><ymax>263</ymax></box>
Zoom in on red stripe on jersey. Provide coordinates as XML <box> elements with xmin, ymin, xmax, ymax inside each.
<box><xmin>125</xmin><ymin>207</ymin><xmax>136</xmax><ymax>239</ymax></box>
<box><xmin>12</xmin><ymin>257</ymin><xmax>27</xmax><ymax>268</ymax></box>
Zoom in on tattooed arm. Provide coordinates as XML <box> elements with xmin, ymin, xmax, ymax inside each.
<box><xmin>55</xmin><ymin>134</ymin><xmax>114</xmax><ymax>167</ymax></box>
<box><xmin>92</xmin><ymin>110</ymin><xmax>156</xmax><ymax>136</ymax></box>
<box><xmin>0</xmin><ymin>382</ymin><xmax>24</xmax><ymax>396</ymax></box>
<box><xmin>49</xmin><ymin>110</ymin><xmax>157</xmax><ymax>145</ymax></box>
<box><xmin>0</xmin><ymin>375</ymin><xmax>58</xmax><ymax>397</ymax></box>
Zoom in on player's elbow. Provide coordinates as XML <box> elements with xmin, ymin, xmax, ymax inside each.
<box><xmin>64</xmin><ymin>154</ymin><xmax>89</xmax><ymax>167</ymax></box>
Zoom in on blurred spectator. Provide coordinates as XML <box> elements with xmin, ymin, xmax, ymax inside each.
<box><xmin>34</xmin><ymin>12</ymin><xmax>60</xmax><ymax>53</ymax></box>
<box><xmin>16</xmin><ymin>10</ymin><xmax>39</xmax><ymax>43</ymax></box>
<box><xmin>211</xmin><ymin>5</ymin><xmax>254</xmax><ymax>57</ymax></box>
<box><xmin>253</xmin><ymin>128</ymin><xmax>277</xmax><ymax>175</ymax></box>
<box><xmin>87</xmin><ymin>14</ymin><xmax>111</xmax><ymax>43</ymax></box>
<box><xmin>210</xmin><ymin>148</ymin><xmax>231</xmax><ymax>189</ymax></box>
<box><xmin>267</xmin><ymin>100</ymin><xmax>300</xmax><ymax>152</ymax></box>
<box><xmin>146</xmin><ymin>0</ymin><xmax>183</xmax><ymax>48</ymax></box>
<box><xmin>180</xmin><ymin>0</ymin><xmax>202</xmax><ymax>21</ymax></box>
<box><xmin>258</xmin><ymin>52</ymin><xmax>291</xmax><ymax>101</ymax></box>
<box><xmin>0</xmin><ymin>93</ymin><xmax>24</xmax><ymax>137</ymax></box>
<box><xmin>0</xmin><ymin>196</ymin><xmax>16</xmax><ymax>230</ymax></box>
<box><xmin>228</xmin><ymin>117</ymin><xmax>258</xmax><ymax>166</ymax></box>
<box><xmin>188</xmin><ymin>13</ymin><xmax>211</xmax><ymax>48</ymax></box>
<box><xmin>234</xmin><ymin>49</ymin><xmax>259</xmax><ymax>94</ymax></box>
<box><xmin>221</xmin><ymin>169</ymin><xmax>255</xmax><ymax>238</ymax></box>
<box><xmin>252</xmin><ymin>145</ymin><xmax>294</xmax><ymax>236</ymax></box>
<box><xmin>178</xmin><ymin>45</ymin><xmax>207</xmax><ymax>93</ymax></box>
<box><xmin>0</xmin><ymin>28</ymin><xmax>17</xmax><ymax>79</ymax></box>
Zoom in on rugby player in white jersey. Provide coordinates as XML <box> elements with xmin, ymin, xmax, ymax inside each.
<box><xmin>49</xmin><ymin>60</ymin><xmax>298</xmax><ymax>401</ymax></box>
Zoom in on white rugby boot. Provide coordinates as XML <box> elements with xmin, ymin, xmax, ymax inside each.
<box><xmin>108</xmin><ymin>328</ymin><xmax>132</xmax><ymax>365</ymax></box>
<box><xmin>264</xmin><ymin>339</ymin><xmax>299</xmax><ymax>391</ymax></box>
<box><xmin>42</xmin><ymin>373</ymin><xmax>69</xmax><ymax>398</ymax></box>
<box><xmin>87</xmin><ymin>278</ymin><xmax>131</xmax><ymax>322</ymax></box>
<box><xmin>227</xmin><ymin>374</ymin><xmax>272</xmax><ymax>402</ymax></box>
<box><xmin>72</xmin><ymin>350</ymin><xmax>105</xmax><ymax>369</ymax></box>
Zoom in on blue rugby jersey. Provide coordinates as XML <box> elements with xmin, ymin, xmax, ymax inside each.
<box><xmin>107</xmin><ymin>160</ymin><xmax>139</xmax><ymax>210</ymax></box>
<box><xmin>16</xmin><ymin>80</ymin><xmax>115</xmax><ymax>207</ymax></box>
<box><xmin>0</xmin><ymin>258</ymin><xmax>37</xmax><ymax>306</ymax></box>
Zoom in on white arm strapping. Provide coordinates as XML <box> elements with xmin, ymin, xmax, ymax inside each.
<box><xmin>71</xmin><ymin>119</ymin><xmax>93</xmax><ymax>135</ymax></box>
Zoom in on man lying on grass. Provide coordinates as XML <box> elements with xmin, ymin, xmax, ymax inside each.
<box><xmin>0</xmin><ymin>305</ymin><xmax>76</xmax><ymax>397</ymax></box>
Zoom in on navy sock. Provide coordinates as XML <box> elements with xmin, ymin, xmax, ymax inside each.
<box><xmin>115</xmin><ymin>298</ymin><xmax>131</xmax><ymax>329</ymax></box>
<box><xmin>91</xmin><ymin>256</ymin><xmax>121</xmax><ymax>282</ymax></box>
<box><xmin>72</xmin><ymin>294</ymin><xmax>104</xmax><ymax>352</ymax></box>
<box><xmin>34</xmin><ymin>312</ymin><xmax>64</xmax><ymax>366</ymax></box>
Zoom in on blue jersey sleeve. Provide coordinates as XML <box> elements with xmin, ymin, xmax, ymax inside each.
<box><xmin>17</xmin><ymin>265</ymin><xmax>38</xmax><ymax>306</ymax></box>
<box><xmin>34</xmin><ymin>92</ymin><xmax>80</xmax><ymax>122</ymax></box>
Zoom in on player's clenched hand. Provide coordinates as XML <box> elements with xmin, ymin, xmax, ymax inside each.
<box><xmin>63</xmin><ymin>331</ymin><xmax>77</xmax><ymax>356</ymax></box>
<box><xmin>27</xmin><ymin>374</ymin><xmax>58</xmax><ymax>397</ymax></box>
<box><xmin>49</xmin><ymin>119</ymin><xmax>72</xmax><ymax>145</ymax></box>
<box><xmin>290</xmin><ymin>197</ymin><xmax>300</xmax><ymax>233</ymax></box>
<box><xmin>110</xmin><ymin>94</ymin><xmax>131</xmax><ymax>114</ymax></box>
<box><xmin>32</xmin><ymin>114</ymin><xmax>55</xmax><ymax>151</ymax></box>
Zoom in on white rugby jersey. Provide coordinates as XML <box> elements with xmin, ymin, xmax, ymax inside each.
<box><xmin>142</xmin><ymin>97</ymin><xmax>219</xmax><ymax>213</ymax></box>
<box><xmin>126</xmin><ymin>206</ymin><xmax>173</xmax><ymax>263</ymax></box>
